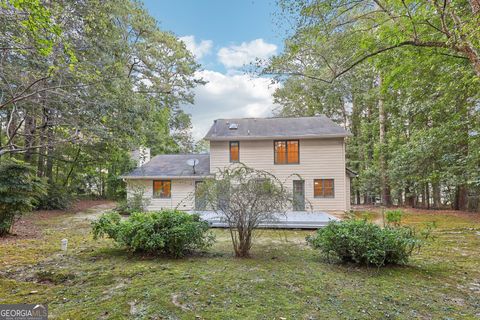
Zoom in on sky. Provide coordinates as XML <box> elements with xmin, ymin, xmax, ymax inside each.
<box><xmin>142</xmin><ymin>0</ymin><xmax>285</xmax><ymax>140</ymax></box>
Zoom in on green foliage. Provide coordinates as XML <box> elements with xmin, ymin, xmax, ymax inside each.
<box><xmin>1</xmin><ymin>0</ymin><xmax>203</xmax><ymax>198</ymax></box>
<box><xmin>4</xmin><ymin>0</ymin><xmax>63</xmax><ymax>56</ymax></box>
<box><xmin>385</xmin><ymin>209</ymin><xmax>403</xmax><ymax>226</ymax></box>
<box><xmin>36</xmin><ymin>183</ymin><xmax>74</xmax><ymax>210</ymax></box>
<box><xmin>113</xmin><ymin>185</ymin><xmax>150</xmax><ymax>215</ymax></box>
<box><xmin>0</xmin><ymin>159</ymin><xmax>47</xmax><ymax>236</ymax></box>
<box><xmin>265</xmin><ymin>0</ymin><xmax>480</xmax><ymax>210</ymax></box>
<box><xmin>92</xmin><ymin>210</ymin><xmax>215</xmax><ymax>257</ymax></box>
<box><xmin>114</xmin><ymin>191</ymin><xmax>149</xmax><ymax>215</ymax></box>
<box><xmin>307</xmin><ymin>220</ymin><xmax>422</xmax><ymax>267</ymax></box>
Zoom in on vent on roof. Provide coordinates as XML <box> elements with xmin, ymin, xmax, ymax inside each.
<box><xmin>229</xmin><ymin>123</ymin><xmax>238</xmax><ymax>130</ymax></box>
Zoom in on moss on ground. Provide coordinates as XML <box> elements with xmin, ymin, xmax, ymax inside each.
<box><xmin>0</xmin><ymin>208</ymin><xmax>479</xmax><ymax>319</ymax></box>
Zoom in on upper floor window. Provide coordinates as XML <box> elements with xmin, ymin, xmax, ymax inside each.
<box><xmin>153</xmin><ymin>180</ymin><xmax>171</xmax><ymax>198</ymax></box>
<box><xmin>230</xmin><ymin>141</ymin><xmax>239</xmax><ymax>162</ymax></box>
<box><xmin>274</xmin><ymin>140</ymin><xmax>299</xmax><ymax>164</ymax></box>
<box><xmin>314</xmin><ymin>179</ymin><xmax>334</xmax><ymax>198</ymax></box>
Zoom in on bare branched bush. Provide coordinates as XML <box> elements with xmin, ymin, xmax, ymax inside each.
<box><xmin>196</xmin><ymin>165</ymin><xmax>292</xmax><ymax>257</ymax></box>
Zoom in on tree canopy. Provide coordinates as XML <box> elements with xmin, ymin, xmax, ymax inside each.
<box><xmin>0</xmin><ymin>0</ymin><xmax>203</xmax><ymax>199</ymax></box>
<box><xmin>266</xmin><ymin>0</ymin><xmax>480</xmax><ymax>210</ymax></box>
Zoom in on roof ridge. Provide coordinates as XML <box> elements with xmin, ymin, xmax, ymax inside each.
<box><xmin>204</xmin><ymin>115</ymin><xmax>350</xmax><ymax>140</ymax></box>
<box><xmin>213</xmin><ymin>115</ymin><xmax>328</xmax><ymax>121</ymax></box>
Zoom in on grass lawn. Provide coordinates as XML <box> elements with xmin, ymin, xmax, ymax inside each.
<box><xmin>1</xmin><ymin>203</ymin><xmax>479</xmax><ymax>319</ymax></box>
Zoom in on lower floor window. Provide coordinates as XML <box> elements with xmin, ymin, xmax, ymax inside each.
<box><xmin>153</xmin><ymin>180</ymin><xmax>171</xmax><ymax>198</ymax></box>
<box><xmin>314</xmin><ymin>179</ymin><xmax>334</xmax><ymax>198</ymax></box>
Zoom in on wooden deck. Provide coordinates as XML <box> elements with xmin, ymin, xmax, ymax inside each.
<box><xmin>190</xmin><ymin>211</ymin><xmax>340</xmax><ymax>229</ymax></box>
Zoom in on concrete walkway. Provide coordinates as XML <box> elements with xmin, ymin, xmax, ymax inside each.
<box><xmin>190</xmin><ymin>211</ymin><xmax>339</xmax><ymax>229</ymax></box>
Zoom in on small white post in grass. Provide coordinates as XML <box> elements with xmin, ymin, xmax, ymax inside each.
<box><xmin>61</xmin><ymin>238</ymin><xmax>68</xmax><ymax>252</ymax></box>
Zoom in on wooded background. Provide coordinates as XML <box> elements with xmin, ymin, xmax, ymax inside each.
<box><xmin>264</xmin><ymin>0</ymin><xmax>480</xmax><ymax>211</ymax></box>
<box><xmin>1</xmin><ymin>0</ymin><xmax>479</xmax><ymax>211</ymax></box>
<box><xmin>1</xmin><ymin>0</ymin><xmax>204</xmax><ymax>200</ymax></box>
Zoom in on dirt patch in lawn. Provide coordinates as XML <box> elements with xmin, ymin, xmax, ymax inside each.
<box><xmin>1</xmin><ymin>200</ymin><xmax>115</xmax><ymax>242</ymax></box>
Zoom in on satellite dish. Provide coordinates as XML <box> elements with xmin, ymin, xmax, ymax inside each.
<box><xmin>186</xmin><ymin>158</ymin><xmax>199</xmax><ymax>166</ymax></box>
<box><xmin>186</xmin><ymin>158</ymin><xmax>199</xmax><ymax>174</ymax></box>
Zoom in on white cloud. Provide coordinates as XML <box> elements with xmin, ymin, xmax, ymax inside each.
<box><xmin>182</xmin><ymin>70</ymin><xmax>281</xmax><ymax>140</ymax></box>
<box><xmin>217</xmin><ymin>39</ymin><xmax>277</xmax><ymax>69</ymax></box>
<box><xmin>179</xmin><ymin>35</ymin><xmax>213</xmax><ymax>59</ymax></box>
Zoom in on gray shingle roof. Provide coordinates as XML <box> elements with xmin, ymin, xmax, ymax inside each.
<box><xmin>122</xmin><ymin>154</ymin><xmax>211</xmax><ymax>179</ymax></box>
<box><xmin>204</xmin><ymin>116</ymin><xmax>351</xmax><ymax>141</ymax></box>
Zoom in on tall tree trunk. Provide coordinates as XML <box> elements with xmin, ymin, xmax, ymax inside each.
<box><xmin>425</xmin><ymin>183</ymin><xmax>430</xmax><ymax>209</ymax></box>
<box><xmin>45</xmin><ymin>126</ymin><xmax>54</xmax><ymax>183</ymax></box>
<box><xmin>6</xmin><ymin>109</ymin><xmax>18</xmax><ymax>151</ymax></box>
<box><xmin>405</xmin><ymin>187</ymin><xmax>414</xmax><ymax>207</ymax></box>
<box><xmin>432</xmin><ymin>182</ymin><xmax>441</xmax><ymax>209</ymax></box>
<box><xmin>397</xmin><ymin>190</ymin><xmax>403</xmax><ymax>206</ymax></box>
<box><xmin>64</xmin><ymin>147</ymin><xmax>81</xmax><ymax>186</ymax></box>
<box><xmin>421</xmin><ymin>186</ymin><xmax>426</xmax><ymax>208</ymax></box>
<box><xmin>378</xmin><ymin>75</ymin><xmax>391</xmax><ymax>206</ymax></box>
<box><xmin>23</xmin><ymin>113</ymin><xmax>36</xmax><ymax>163</ymax></box>
<box><xmin>455</xmin><ymin>185</ymin><xmax>468</xmax><ymax>211</ymax></box>
<box><xmin>356</xmin><ymin>190</ymin><xmax>361</xmax><ymax>205</ymax></box>
<box><xmin>37</xmin><ymin>114</ymin><xmax>47</xmax><ymax>177</ymax></box>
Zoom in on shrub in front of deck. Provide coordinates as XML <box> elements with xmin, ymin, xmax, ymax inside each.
<box><xmin>306</xmin><ymin>220</ymin><xmax>422</xmax><ymax>267</ymax></box>
<box><xmin>92</xmin><ymin>210</ymin><xmax>215</xmax><ymax>257</ymax></box>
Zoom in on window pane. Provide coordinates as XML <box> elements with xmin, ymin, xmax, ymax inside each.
<box><xmin>287</xmin><ymin>140</ymin><xmax>299</xmax><ymax>163</ymax></box>
<box><xmin>163</xmin><ymin>181</ymin><xmax>171</xmax><ymax>198</ymax></box>
<box><xmin>153</xmin><ymin>180</ymin><xmax>171</xmax><ymax>198</ymax></box>
<box><xmin>230</xmin><ymin>141</ymin><xmax>239</xmax><ymax>162</ymax></box>
<box><xmin>324</xmin><ymin>179</ymin><xmax>334</xmax><ymax>197</ymax></box>
<box><xmin>314</xmin><ymin>179</ymin><xmax>323</xmax><ymax>197</ymax></box>
<box><xmin>275</xmin><ymin>141</ymin><xmax>287</xmax><ymax>164</ymax></box>
<box><xmin>153</xmin><ymin>181</ymin><xmax>161</xmax><ymax>197</ymax></box>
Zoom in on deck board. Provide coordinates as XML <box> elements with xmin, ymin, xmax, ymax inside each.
<box><xmin>189</xmin><ymin>211</ymin><xmax>339</xmax><ymax>229</ymax></box>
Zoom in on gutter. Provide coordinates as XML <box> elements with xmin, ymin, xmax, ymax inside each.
<box><xmin>120</xmin><ymin>175</ymin><xmax>214</xmax><ymax>180</ymax></box>
<box><xmin>204</xmin><ymin>133</ymin><xmax>352</xmax><ymax>141</ymax></box>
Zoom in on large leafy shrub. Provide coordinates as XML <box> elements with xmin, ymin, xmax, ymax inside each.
<box><xmin>307</xmin><ymin>220</ymin><xmax>422</xmax><ymax>267</ymax></box>
<box><xmin>0</xmin><ymin>160</ymin><xmax>47</xmax><ymax>236</ymax></box>
<box><xmin>36</xmin><ymin>183</ymin><xmax>75</xmax><ymax>210</ymax></box>
<box><xmin>92</xmin><ymin>210</ymin><xmax>215</xmax><ymax>257</ymax></box>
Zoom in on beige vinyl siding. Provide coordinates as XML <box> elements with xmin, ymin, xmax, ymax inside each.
<box><xmin>346</xmin><ymin>173</ymin><xmax>351</xmax><ymax>211</ymax></box>
<box><xmin>126</xmin><ymin>179</ymin><xmax>196</xmax><ymax>211</ymax></box>
<box><xmin>210</xmin><ymin>138</ymin><xmax>348</xmax><ymax>211</ymax></box>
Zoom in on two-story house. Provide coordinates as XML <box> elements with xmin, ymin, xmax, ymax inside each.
<box><xmin>122</xmin><ymin>116</ymin><xmax>354</xmax><ymax>217</ymax></box>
